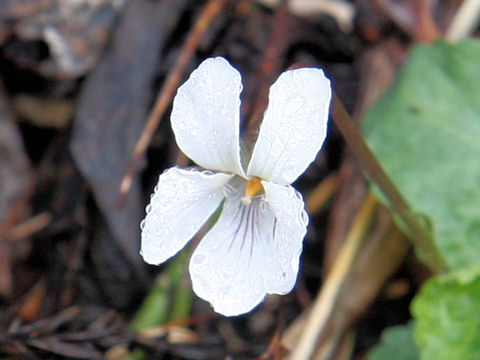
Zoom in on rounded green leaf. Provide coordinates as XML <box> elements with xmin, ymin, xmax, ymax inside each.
<box><xmin>412</xmin><ymin>266</ymin><xmax>480</xmax><ymax>360</ymax></box>
<box><xmin>362</xmin><ymin>39</ymin><xmax>480</xmax><ymax>270</ymax></box>
<box><xmin>368</xmin><ymin>323</ymin><xmax>419</xmax><ymax>360</ymax></box>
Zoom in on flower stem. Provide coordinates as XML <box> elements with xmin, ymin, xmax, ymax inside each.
<box><xmin>331</xmin><ymin>94</ymin><xmax>447</xmax><ymax>273</ymax></box>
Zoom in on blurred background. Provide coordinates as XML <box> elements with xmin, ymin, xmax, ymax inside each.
<box><xmin>0</xmin><ymin>0</ymin><xmax>478</xmax><ymax>359</ymax></box>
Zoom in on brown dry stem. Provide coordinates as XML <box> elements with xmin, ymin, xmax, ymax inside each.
<box><xmin>331</xmin><ymin>94</ymin><xmax>446</xmax><ymax>273</ymax></box>
<box><xmin>118</xmin><ymin>0</ymin><xmax>227</xmax><ymax>202</ymax></box>
<box><xmin>290</xmin><ymin>194</ymin><xmax>377</xmax><ymax>360</ymax></box>
<box><xmin>305</xmin><ymin>173</ymin><xmax>339</xmax><ymax>215</ymax></box>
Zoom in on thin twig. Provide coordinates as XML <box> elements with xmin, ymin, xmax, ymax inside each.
<box><xmin>445</xmin><ymin>0</ymin><xmax>480</xmax><ymax>41</ymax></box>
<box><xmin>7</xmin><ymin>212</ymin><xmax>52</xmax><ymax>242</ymax></box>
<box><xmin>331</xmin><ymin>95</ymin><xmax>447</xmax><ymax>272</ymax></box>
<box><xmin>290</xmin><ymin>194</ymin><xmax>377</xmax><ymax>360</ymax></box>
<box><xmin>246</xmin><ymin>0</ymin><xmax>290</xmax><ymax>133</ymax></box>
<box><xmin>377</xmin><ymin>0</ymin><xmax>439</xmax><ymax>42</ymax></box>
<box><xmin>118</xmin><ymin>0</ymin><xmax>227</xmax><ymax>203</ymax></box>
<box><xmin>255</xmin><ymin>0</ymin><xmax>354</xmax><ymax>32</ymax></box>
<box><xmin>305</xmin><ymin>173</ymin><xmax>339</xmax><ymax>215</ymax></box>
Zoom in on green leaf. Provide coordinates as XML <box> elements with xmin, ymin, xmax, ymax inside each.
<box><xmin>362</xmin><ymin>39</ymin><xmax>480</xmax><ymax>271</ymax></box>
<box><xmin>412</xmin><ymin>265</ymin><xmax>480</xmax><ymax>360</ymax></box>
<box><xmin>129</xmin><ymin>273</ymin><xmax>170</xmax><ymax>332</ymax></box>
<box><xmin>130</xmin><ymin>250</ymin><xmax>192</xmax><ymax>332</ymax></box>
<box><xmin>169</xmin><ymin>251</ymin><xmax>194</xmax><ymax>321</ymax></box>
<box><xmin>127</xmin><ymin>250</ymin><xmax>193</xmax><ymax>360</ymax></box>
<box><xmin>368</xmin><ymin>323</ymin><xmax>419</xmax><ymax>360</ymax></box>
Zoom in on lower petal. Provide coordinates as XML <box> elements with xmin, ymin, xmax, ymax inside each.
<box><xmin>189</xmin><ymin>181</ymin><xmax>308</xmax><ymax>316</ymax></box>
<box><xmin>141</xmin><ymin>167</ymin><xmax>231</xmax><ymax>265</ymax></box>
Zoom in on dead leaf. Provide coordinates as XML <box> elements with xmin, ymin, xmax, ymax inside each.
<box><xmin>70</xmin><ymin>0</ymin><xmax>189</xmax><ymax>294</ymax></box>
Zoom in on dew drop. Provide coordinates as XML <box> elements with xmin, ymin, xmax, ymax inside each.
<box><xmin>222</xmin><ymin>272</ymin><xmax>233</xmax><ymax>281</ymax></box>
<box><xmin>301</xmin><ymin>211</ymin><xmax>308</xmax><ymax>224</ymax></box>
<box><xmin>192</xmin><ymin>253</ymin><xmax>207</xmax><ymax>265</ymax></box>
<box><xmin>294</xmin><ymin>191</ymin><xmax>303</xmax><ymax>201</ymax></box>
<box><xmin>181</xmin><ymin>181</ymin><xmax>190</xmax><ymax>193</ymax></box>
<box><xmin>187</xmin><ymin>223</ymin><xmax>198</xmax><ymax>233</ymax></box>
<box><xmin>154</xmin><ymin>225</ymin><xmax>163</xmax><ymax>236</ymax></box>
<box><xmin>161</xmin><ymin>200</ymin><xmax>173</xmax><ymax>211</ymax></box>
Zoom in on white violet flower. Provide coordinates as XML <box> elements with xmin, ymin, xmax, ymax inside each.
<box><xmin>141</xmin><ymin>57</ymin><xmax>331</xmax><ymax>316</ymax></box>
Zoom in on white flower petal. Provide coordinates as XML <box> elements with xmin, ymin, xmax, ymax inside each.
<box><xmin>189</xmin><ymin>192</ymin><xmax>272</xmax><ymax>316</ymax></box>
<box><xmin>261</xmin><ymin>181</ymin><xmax>308</xmax><ymax>294</ymax></box>
<box><xmin>189</xmin><ymin>180</ymin><xmax>308</xmax><ymax>316</ymax></box>
<box><xmin>171</xmin><ymin>57</ymin><xmax>245</xmax><ymax>176</ymax></box>
<box><xmin>247</xmin><ymin>68</ymin><xmax>331</xmax><ymax>185</ymax></box>
<box><xmin>141</xmin><ymin>167</ymin><xmax>232</xmax><ymax>265</ymax></box>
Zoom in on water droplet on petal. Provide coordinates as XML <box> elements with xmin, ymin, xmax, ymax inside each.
<box><xmin>153</xmin><ymin>226</ymin><xmax>161</xmax><ymax>235</ymax></box>
<box><xmin>192</xmin><ymin>253</ymin><xmax>207</xmax><ymax>265</ymax></box>
<box><xmin>301</xmin><ymin>211</ymin><xmax>308</xmax><ymax>224</ymax></box>
<box><xmin>161</xmin><ymin>200</ymin><xmax>173</xmax><ymax>211</ymax></box>
<box><xmin>222</xmin><ymin>272</ymin><xmax>232</xmax><ymax>282</ymax></box>
<box><xmin>290</xmin><ymin>95</ymin><xmax>304</xmax><ymax>111</ymax></box>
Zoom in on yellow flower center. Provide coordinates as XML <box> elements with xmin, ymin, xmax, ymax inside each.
<box><xmin>245</xmin><ymin>178</ymin><xmax>263</xmax><ymax>197</ymax></box>
<box><xmin>242</xmin><ymin>178</ymin><xmax>263</xmax><ymax>205</ymax></box>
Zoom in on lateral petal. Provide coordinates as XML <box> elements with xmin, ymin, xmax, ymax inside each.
<box><xmin>247</xmin><ymin>67</ymin><xmax>331</xmax><ymax>184</ymax></box>
<box><xmin>261</xmin><ymin>181</ymin><xmax>308</xmax><ymax>294</ymax></box>
<box><xmin>171</xmin><ymin>57</ymin><xmax>245</xmax><ymax>176</ymax></box>
<box><xmin>141</xmin><ymin>167</ymin><xmax>232</xmax><ymax>265</ymax></box>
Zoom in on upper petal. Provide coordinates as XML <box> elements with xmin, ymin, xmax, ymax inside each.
<box><xmin>171</xmin><ymin>57</ymin><xmax>245</xmax><ymax>176</ymax></box>
<box><xmin>141</xmin><ymin>167</ymin><xmax>232</xmax><ymax>265</ymax></box>
<box><xmin>189</xmin><ymin>179</ymin><xmax>308</xmax><ymax>316</ymax></box>
<box><xmin>247</xmin><ymin>67</ymin><xmax>331</xmax><ymax>185</ymax></box>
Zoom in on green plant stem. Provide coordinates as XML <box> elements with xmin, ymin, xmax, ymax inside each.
<box><xmin>169</xmin><ymin>251</ymin><xmax>194</xmax><ymax>321</ymax></box>
<box><xmin>331</xmin><ymin>94</ymin><xmax>447</xmax><ymax>273</ymax></box>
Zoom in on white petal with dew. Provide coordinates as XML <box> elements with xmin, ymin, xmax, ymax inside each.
<box><xmin>189</xmin><ymin>191</ymin><xmax>272</xmax><ymax>316</ymax></box>
<box><xmin>171</xmin><ymin>57</ymin><xmax>245</xmax><ymax>176</ymax></box>
<box><xmin>247</xmin><ymin>68</ymin><xmax>331</xmax><ymax>185</ymax></box>
<box><xmin>189</xmin><ymin>180</ymin><xmax>308</xmax><ymax>316</ymax></box>
<box><xmin>261</xmin><ymin>181</ymin><xmax>308</xmax><ymax>294</ymax></box>
<box><xmin>141</xmin><ymin>167</ymin><xmax>232</xmax><ymax>265</ymax></box>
